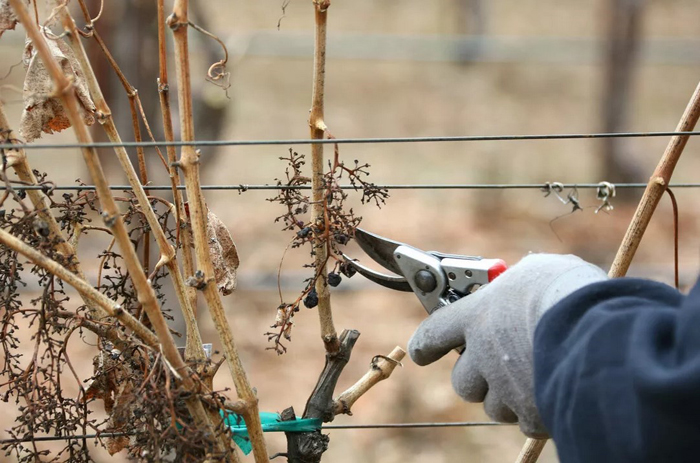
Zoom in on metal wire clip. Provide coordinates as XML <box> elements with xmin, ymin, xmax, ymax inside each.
<box><xmin>596</xmin><ymin>181</ymin><xmax>616</xmax><ymax>213</ymax></box>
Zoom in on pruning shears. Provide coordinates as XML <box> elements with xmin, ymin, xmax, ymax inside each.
<box><xmin>343</xmin><ymin>228</ymin><xmax>508</xmax><ymax>315</ymax></box>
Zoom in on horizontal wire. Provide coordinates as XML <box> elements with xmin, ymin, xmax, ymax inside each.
<box><xmin>0</xmin><ymin>422</ymin><xmax>510</xmax><ymax>445</ymax></box>
<box><xmin>322</xmin><ymin>421</ymin><xmax>510</xmax><ymax>429</ymax></box>
<box><xmin>1</xmin><ymin>130</ymin><xmax>700</xmax><ymax>151</ymax></box>
<box><xmin>0</xmin><ymin>432</ymin><xmax>131</xmax><ymax>445</ymax></box>
<box><xmin>4</xmin><ymin>182</ymin><xmax>700</xmax><ymax>192</ymax></box>
<box><xmin>0</xmin><ymin>132</ymin><xmax>695</xmax><ymax>447</ymax></box>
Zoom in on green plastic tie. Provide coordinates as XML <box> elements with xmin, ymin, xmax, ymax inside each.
<box><xmin>221</xmin><ymin>411</ymin><xmax>322</xmax><ymax>455</ymax></box>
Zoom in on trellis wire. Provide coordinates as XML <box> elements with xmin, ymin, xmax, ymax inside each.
<box><xmin>0</xmin><ymin>422</ymin><xmax>511</xmax><ymax>445</ymax></box>
<box><xmin>1</xmin><ymin>129</ymin><xmax>700</xmax><ymax>151</ymax></box>
<box><xmin>4</xmin><ymin>183</ymin><xmax>700</xmax><ymax>191</ymax></box>
<box><xmin>1</xmin><ymin>131</ymin><xmax>697</xmax><ymax>451</ymax></box>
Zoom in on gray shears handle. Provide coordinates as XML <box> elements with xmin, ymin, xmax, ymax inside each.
<box><xmin>393</xmin><ymin>245</ymin><xmax>507</xmax><ymax>354</ymax></box>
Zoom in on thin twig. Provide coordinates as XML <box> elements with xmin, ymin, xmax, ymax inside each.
<box><xmin>187</xmin><ymin>20</ymin><xmax>230</xmax><ymax>95</ymax></box>
<box><xmin>156</xmin><ymin>0</ymin><xmax>198</xmax><ymax>354</ymax></box>
<box><xmin>76</xmin><ymin>0</ymin><xmax>168</xmax><ymax>171</ymax></box>
<box><xmin>666</xmin><ymin>188</ymin><xmax>679</xmax><ymax>289</ymax></box>
<box><xmin>609</xmin><ymin>81</ymin><xmax>700</xmax><ymax>278</ymax></box>
<box><xmin>168</xmin><ymin>2</ymin><xmax>268</xmax><ymax>461</ymax></box>
<box><xmin>516</xmin><ymin>439</ymin><xmax>547</xmax><ymax>463</ymax></box>
<box><xmin>333</xmin><ymin>346</ymin><xmax>406</xmax><ymax>416</ymax></box>
<box><xmin>59</xmin><ymin>8</ymin><xmax>207</xmax><ymax>365</ymax></box>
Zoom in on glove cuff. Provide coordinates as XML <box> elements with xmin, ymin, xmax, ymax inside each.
<box><xmin>537</xmin><ymin>259</ymin><xmax>609</xmax><ymax>320</ymax></box>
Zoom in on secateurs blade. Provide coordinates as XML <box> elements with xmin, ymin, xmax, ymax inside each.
<box><xmin>343</xmin><ymin>228</ymin><xmax>508</xmax><ymax>315</ymax></box>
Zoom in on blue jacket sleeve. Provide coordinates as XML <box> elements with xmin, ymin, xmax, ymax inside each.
<box><xmin>533</xmin><ymin>277</ymin><xmax>700</xmax><ymax>463</ymax></box>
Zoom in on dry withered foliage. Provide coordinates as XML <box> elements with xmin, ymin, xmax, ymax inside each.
<box><xmin>0</xmin><ymin>0</ymin><xmax>20</xmax><ymax>37</ymax></box>
<box><xmin>0</xmin><ymin>181</ymin><xmax>228</xmax><ymax>462</ymax></box>
<box><xmin>20</xmin><ymin>34</ymin><xmax>95</xmax><ymax>141</ymax></box>
<box><xmin>206</xmin><ymin>207</ymin><xmax>239</xmax><ymax>295</ymax></box>
<box><xmin>0</xmin><ymin>0</ymin><xmax>30</xmax><ymax>38</ymax></box>
<box><xmin>84</xmin><ymin>344</ymin><xmax>134</xmax><ymax>455</ymax></box>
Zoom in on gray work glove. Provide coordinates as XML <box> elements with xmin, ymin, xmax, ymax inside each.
<box><xmin>408</xmin><ymin>253</ymin><xmax>608</xmax><ymax>438</ymax></box>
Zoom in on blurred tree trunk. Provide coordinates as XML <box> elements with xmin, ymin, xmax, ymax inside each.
<box><xmin>454</xmin><ymin>0</ymin><xmax>487</xmax><ymax>63</ymax></box>
<box><xmin>600</xmin><ymin>0</ymin><xmax>647</xmax><ymax>184</ymax></box>
<box><xmin>87</xmin><ymin>0</ymin><xmax>162</xmax><ymax>167</ymax></box>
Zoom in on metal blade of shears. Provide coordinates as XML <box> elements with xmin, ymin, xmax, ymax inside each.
<box><xmin>341</xmin><ymin>254</ymin><xmax>412</xmax><ymax>292</ymax></box>
<box><xmin>353</xmin><ymin>228</ymin><xmax>406</xmax><ymax>275</ymax></box>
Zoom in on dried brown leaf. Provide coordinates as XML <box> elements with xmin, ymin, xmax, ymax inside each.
<box><xmin>106</xmin><ymin>436</ymin><xmax>130</xmax><ymax>455</ymax></box>
<box><xmin>88</xmin><ymin>351</ymin><xmax>134</xmax><ymax>455</ymax></box>
<box><xmin>206</xmin><ymin>208</ymin><xmax>239</xmax><ymax>296</ymax></box>
<box><xmin>0</xmin><ymin>0</ymin><xmax>21</xmax><ymax>38</ymax></box>
<box><xmin>19</xmin><ymin>33</ymin><xmax>96</xmax><ymax>141</ymax></box>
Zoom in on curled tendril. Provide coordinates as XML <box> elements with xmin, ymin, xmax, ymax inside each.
<box><xmin>188</xmin><ymin>21</ymin><xmax>231</xmax><ymax>97</ymax></box>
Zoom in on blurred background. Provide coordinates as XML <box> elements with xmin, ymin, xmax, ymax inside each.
<box><xmin>2</xmin><ymin>0</ymin><xmax>700</xmax><ymax>461</ymax></box>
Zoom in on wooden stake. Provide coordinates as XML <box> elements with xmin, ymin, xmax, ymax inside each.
<box><xmin>609</xmin><ymin>81</ymin><xmax>700</xmax><ymax>278</ymax></box>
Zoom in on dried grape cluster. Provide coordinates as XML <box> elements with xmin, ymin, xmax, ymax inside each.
<box><xmin>0</xmin><ymin>166</ymin><xmax>225</xmax><ymax>461</ymax></box>
<box><xmin>266</xmin><ymin>147</ymin><xmax>388</xmax><ymax>354</ymax></box>
<box><xmin>0</xmin><ymin>205</ymin><xmax>96</xmax><ymax>463</ymax></box>
<box><xmin>0</xmin><ymin>2</ymin><xmax>247</xmax><ymax>460</ymax></box>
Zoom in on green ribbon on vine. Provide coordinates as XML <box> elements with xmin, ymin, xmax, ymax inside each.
<box><xmin>221</xmin><ymin>411</ymin><xmax>322</xmax><ymax>455</ymax></box>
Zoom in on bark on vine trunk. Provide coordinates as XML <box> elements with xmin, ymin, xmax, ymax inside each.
<box><xmin>282</xmin><ymin>329</ymin><xmax>360</xmax><ymax>463</ymax></box>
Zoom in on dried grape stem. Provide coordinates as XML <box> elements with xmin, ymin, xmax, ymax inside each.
<box><xmin>0</xmin><ymin>228</ymin><xmax>159</xmax><ymax>349</ymax></box>
<box><xmin>59</xmin><ymin>9</ymin><xmax>207</xmax><ymax>364</ymax></box>
<box><xmin>168</xmin><ymin>2</ymin><xmax>268</xmax><ymax>461</ymax></box>
<box><xmin>0</xmin><ymin>101</ymin><xmax>102</xmax><ymax>320</ymax></box>
<box><xmin>1</xmin><ymin>108</ymin><xmax>68</xmax><ymax>260</ymax></box>
<box><xmin>9</xmin><ymin>0</ymin><xmax>220</xmax><ymax>454</ymax></box>
<box><xmin>332</xmin><ymin>346</ymin><xmax>406</xmax><ymax>415</ymax></box>
<box><xmin>310</xmin><ymin>0</ymin><xmax>339</xmax><ymax>354</ymax></box>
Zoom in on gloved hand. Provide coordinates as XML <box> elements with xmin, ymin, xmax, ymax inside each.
<box><xmin>408</xmin><ymin>253</ymin><xmax>608</xmax><ymax>437</ymax></box>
